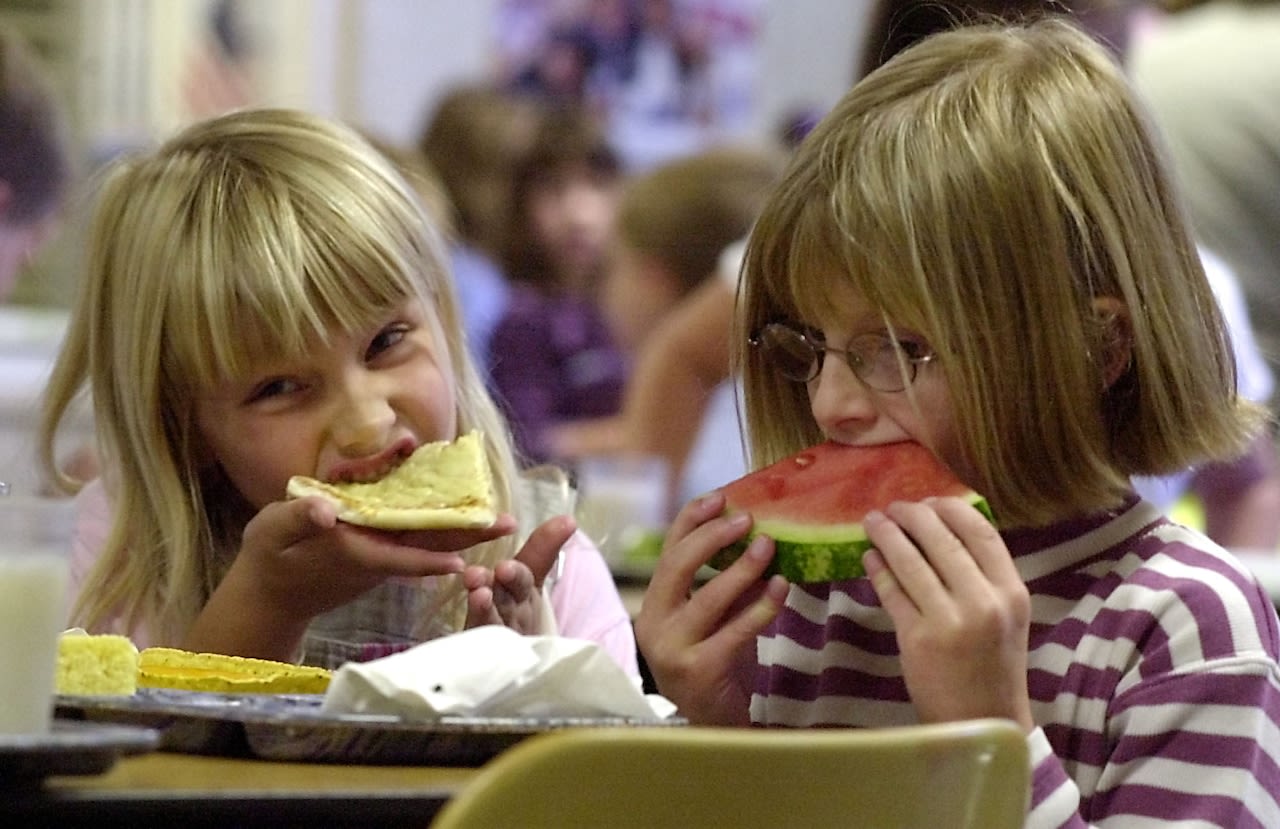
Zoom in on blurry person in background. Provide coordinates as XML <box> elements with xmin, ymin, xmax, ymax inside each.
<box><xmin>361</xmin><ymin>131</ymin><xmax>455</xmax><ymax>236</ymax></box>
<box><xmin>180</xmin><ymin>0</ymin><xmax>254</xmax><ymax>121</ymax></box>
<box><xmin>507</xmin><ymin>23</ymin><xmax>599</xmax><ymax>108</ymax></box>
<box><xmin>0</xmin><ymin>23</ymin><xmax>91</xmax><ymax>494</ymax></box>
<box><xmin>488</xmin><ymin>104</ymin><xmax>627</xmax><ymax>463</ymax></box>
<box><xmin>1128</xmin><ymin>0</ymin><xmax>1280</xmax><ymax>381</ymax></box>
<box><xmin>0</xmin><ymin>24</ymin><xmax>70</xmax><ymax>300</ymax></box>
<box><xmin>548</xmin><ymin>145</ymin><xmax>785</xmax><ymax>511</ymax></box>
<box><xmin>1124</xmin><ymin>0</ymin><xmax>1280</xmax><ymax>549</ymax></box>
<box><xmin>417</xmin><ymin>85</ymin><xmax>541</xmax><ymax>376</ymax></box>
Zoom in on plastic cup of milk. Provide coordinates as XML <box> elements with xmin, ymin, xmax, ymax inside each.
<box><xmin>574</xmin><ymin>455</ymin><xmax>669</xmax><ymax>568</ymax></box>
<box><xmin>0</xmin><ymin>496</ymin><xmax>73</xmax><ymax>735</ymax></box>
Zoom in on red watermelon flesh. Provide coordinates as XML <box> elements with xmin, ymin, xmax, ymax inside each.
<box><xmin>708</xmin><ymin>441</ymin><xmax>991</xmax><ymax>583</ymax></box>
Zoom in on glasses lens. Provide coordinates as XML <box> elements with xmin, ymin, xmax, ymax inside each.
<box><xmin>759</xmin><ymin>324</ymin><xmax>818</xmax><ymax>382</ymax></box>
<box><xmin>850</xmin><ymin>335</ymin><xmax>900</xmax><ymax>392</ymax></box>
<box><xmin>854</xmin><ymin>335</ymin><xmax>931</xmax><ymax>392</ymax></box>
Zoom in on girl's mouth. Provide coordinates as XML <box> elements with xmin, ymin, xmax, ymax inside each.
<box><xmin>328</xmin><ymin>439</ymin><xmax>416</xmax><ymax>484</ymax></box>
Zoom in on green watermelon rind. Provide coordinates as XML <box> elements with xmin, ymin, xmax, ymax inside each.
<box><xmin>709</xmin><ymin>494</ymin><xmax>995</xmax><ymax>583</ymax></box>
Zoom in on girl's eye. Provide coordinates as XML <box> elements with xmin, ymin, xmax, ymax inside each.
<box><xmin>897</xmin><ymin>338</ymin><xmax>931</xmax><ymax>360</ymax></box>
<box><xmin>246</xmin><ymin>377</ymin><xmax>302</xmax><ymax>403</ymax></box>
<box><xmin>366</xmin><ymin>323</ymin><xmax>409</xmax><ymax>361</ymax></box>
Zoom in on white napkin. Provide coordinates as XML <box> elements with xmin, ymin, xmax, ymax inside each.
<box><xmin>321</xmin><ymin>626</ymin><xmax>676</xmax><ymax>720</ymax></box>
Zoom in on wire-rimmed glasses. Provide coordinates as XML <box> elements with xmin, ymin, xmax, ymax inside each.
<box><xmin>749</xmin><ymin>322</ymin><xmax>935</xmax><ymax>392</ymax></box>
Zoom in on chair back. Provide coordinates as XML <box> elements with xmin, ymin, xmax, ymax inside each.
<box><xmin>430</xmin><ymin>718</ymin><xmax>1030</xmax><ymax>829</ymax></box>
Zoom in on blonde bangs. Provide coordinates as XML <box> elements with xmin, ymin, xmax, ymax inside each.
<box><xmin>149</xmin><ymin>148</ymin><xmax>436</xmax><ymax>392</ymax></box>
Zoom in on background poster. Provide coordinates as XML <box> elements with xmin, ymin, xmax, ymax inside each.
<box><xmin>493</xmin><ymin>0</ymin><xmax>764</xmax><ymax>170</ymax></box>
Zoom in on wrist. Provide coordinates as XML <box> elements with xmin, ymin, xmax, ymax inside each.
<box><xmin>184</xmin><ymin>566</ymin><xmax>310</xmax><ymax>662</ymax></box>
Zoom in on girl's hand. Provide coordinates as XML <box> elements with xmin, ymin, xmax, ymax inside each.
<box><xmin>634</xmin><ymin>492</ymin><xmax>790</xmax><ymax>726</ymax></box>
<box><xmin>463</xmin><ymin>515</ymin><xmax>576</xmax><ymax>633</ymax></box>
<box><xmin>861</xmin><ymin>496</ymin><xmax>1033</xmax><ymax>731</ymax></box>
<box><xmin>185</xmin><ymin>497</ymin><xmax>517</xmax><ymax>659</ymax></box>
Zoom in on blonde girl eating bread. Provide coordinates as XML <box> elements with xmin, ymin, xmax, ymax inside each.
<box><xmin>40</xmin><ymin>108</ymin><xmax>637</xmax><ymax>675</ymax></box>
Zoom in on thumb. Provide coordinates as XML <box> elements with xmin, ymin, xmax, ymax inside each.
<box><xmin>515</xmin><ymin>515</ymin><xmax>576</xmax><ymax>586</ymax></box>
<box><xmin>242</xmin><ymin>496</ymin><xmax>335</xmax><ymax>554</ymax></box>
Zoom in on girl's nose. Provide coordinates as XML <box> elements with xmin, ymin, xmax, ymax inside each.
<box><xmin>809</xmin><ymin>357</ymin><xmax>878</xmax><ymax>435</ymax></box>
<box><xmin>330</xmin><ymin>376</ymin><xmax>395</xmax><ymax>456</ymax></box>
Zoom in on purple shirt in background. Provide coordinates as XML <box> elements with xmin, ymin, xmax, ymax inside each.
<box><xmin>487</xmin><ymin>284</ymin><xmax>627</xmax><ymax>462</ymax></box>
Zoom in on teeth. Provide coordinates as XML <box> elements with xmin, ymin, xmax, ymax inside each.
<box><xmin>337</xmin><ymin>454</ymin><xmax>406</xmax><ymax>485</ymax></box>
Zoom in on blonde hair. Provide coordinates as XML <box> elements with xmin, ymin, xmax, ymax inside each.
<box><xmin>40</xmin><ymin>108</ymin><xmax>521</xmax><ymax>641</ymax></box>
<box><xmin>738</xmin><ymin>19</ymin><xmax>1266</xmax><ymax>528</ymax></box>
<box><xmin>617</xmin><ymin>145</ymin><xmax>786</xmax><ymax>295</ymax></box>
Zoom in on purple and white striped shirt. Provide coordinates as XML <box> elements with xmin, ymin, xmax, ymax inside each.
<box><xmin>752</xmin><ymin>498</ymin><xmax>1280</xmax><ymax>827</ymax></box>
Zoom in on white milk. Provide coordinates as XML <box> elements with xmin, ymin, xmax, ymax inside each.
<box><xmin>0</xmin><ymin>545</ymin><xmax>70</xmax><ymax>734</ymax></box>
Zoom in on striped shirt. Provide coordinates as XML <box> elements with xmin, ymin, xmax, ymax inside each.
<box><xmin>752</xmin><ymin>498</ymin><xmax>1280</xmax><ymax>827</ymax></box>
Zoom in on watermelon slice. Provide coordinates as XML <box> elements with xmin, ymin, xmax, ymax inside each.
<box><xmin>708</xmin><ymin>441</ymin><xmax>993</xmax><ymax>583</ymax></box>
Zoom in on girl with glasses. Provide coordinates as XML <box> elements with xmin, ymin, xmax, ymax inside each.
<box><xmin>636</xmin><ymin>19</ymin><xmax>1280</xmax><ymax>827</ymax></box>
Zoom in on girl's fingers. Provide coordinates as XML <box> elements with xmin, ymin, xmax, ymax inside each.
<box><xmin>645</xmin><ymin>493</ymin><xmax>741</xmax><ymax>609</ymax></box>
<box><xmin>882</xmin><ymin>500</ymin><xmax>977</xmax><ymax>591</ymax></box>
<box><xmin>464</xmin><ymin>585</ymin><xmax>498</xmax><ymax>627</ymax></box>
<box><xmin>514</xmin><ymin>515</ymin><xmax>576</xmax><ymax>587</ymax></box>
<box><xmin>862</xmin><ymin>547</ymin><xmax>920</xmax><ymax>617</ymax></box>
<box><xmin>863</xmin><ymin>507</ymin><xmax>946</xmax><ymax>603</ymax></box>
<box><xmin>246</xmin><ymin>497</ymin><xmax>332</xmax><ymax>551</ymax></box>
<box><xmin>354</xmin><ymin>527</ymin><xmax>468</xmax><ymax>574</ymax></box>
<box><xmin>926</xmin><ymin>497</ymin><xmax>1018</xmax><ymax>584</ymax></box>
<box><xmin>493</xmin><ymin>559</ymin><xmax>536</xmax><ymax>601</ymax></box>
<box><xmin>395</xmin><ymin>514</ymin><xmax>517</xmax><ymax>551</ymax></box>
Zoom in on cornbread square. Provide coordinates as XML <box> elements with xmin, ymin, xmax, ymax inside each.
<box><xmin>56</xmin><ymin>633</ymin><xmax>139</xmax><ymax>695</ymax></box>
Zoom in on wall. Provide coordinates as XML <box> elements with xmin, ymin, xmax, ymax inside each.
<box><xmin>335</xmin><ymin>0</ymin><xmax>871</xmax><ymax>148</ymax></box>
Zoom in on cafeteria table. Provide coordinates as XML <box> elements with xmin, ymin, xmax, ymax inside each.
<box><xmin>8</xmin><ymin>750</ymin><xmax>476</xmax><ymax>826</ymax></box>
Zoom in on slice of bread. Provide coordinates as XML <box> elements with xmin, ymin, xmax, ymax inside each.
<box><xmin>285</xmin><ymin>430</ymin><xmax>497</xmax><ymax>530</ymax></box>
<box><xmin>57</xmin><ymin>632</ymin><xmax>140</xmax><ymax>696</ymax></box>
<box><xmin>139</xmin><ymin>647</ymin><xmax>331</xmax><ymax>694</ymax></box>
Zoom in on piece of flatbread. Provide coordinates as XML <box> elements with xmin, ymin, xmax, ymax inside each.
<box><xmin>286</xmin><ymin>430</ymin><xmax>497</xmax><ymax>530</ymax></box>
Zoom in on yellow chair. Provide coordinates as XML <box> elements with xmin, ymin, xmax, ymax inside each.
<box><xmin>430</xmin><ymin>718</ymin><xmax>1030</xmax><ymax>829</ymax></box>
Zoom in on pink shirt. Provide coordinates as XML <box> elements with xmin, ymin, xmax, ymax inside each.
<box><xmin>68</xmin><ymin>478</ymin><xmax>639</xmax><ymax>678</ymax></box>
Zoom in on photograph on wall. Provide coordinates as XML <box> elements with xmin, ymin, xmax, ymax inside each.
<box><xmin>493</xmin><ymin>0</ymin><xmax>763</xmax><ymax>170</ymax></box>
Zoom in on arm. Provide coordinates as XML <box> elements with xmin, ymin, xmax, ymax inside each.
<box><xmin>621</xmin><ymin>277</ymin><xmax>736</xmax><ymax>499</ymax></box>
<box><xmin>547</xmin><ymin>528</ymin><xmax>642</xmax><ymax>678</ymax></box>
<box><xmin>1024</xmin><ymin>662</ymin><xmax>1280</xmax><ymax>828</ymax></box>
<box><xmin>185</xmin><ymin>498</ymin><xmax>512</xmax><ymax>661</ymax></box>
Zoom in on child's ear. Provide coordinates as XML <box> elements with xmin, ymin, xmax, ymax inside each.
<box><xmin>1091</xmin><ymin>296</ymin><xmax>1133</xmax><ymax>389</ymax></box>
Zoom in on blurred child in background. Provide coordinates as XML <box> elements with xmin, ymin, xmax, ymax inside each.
<box><xmin>0</xmin><ymin>23</ymin><xmax>70</xmax><ymax>299</ymax></box>
<box><xmin>417</xmin><ymin>85</ymin><xmax>540</xmax><ymax>376</ymax></box>
<box><xmin>549</xmin><ymin>145</ymin><xmax>785</xmax><ymax>509</ymax></box>
<box><xmin>488</xmin><ymin>104</ymin><xmax>628</xmax><ymax>463</ymax></box>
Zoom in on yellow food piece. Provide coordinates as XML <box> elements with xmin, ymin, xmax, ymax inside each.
<box><xmin>57</xmin><ymin>633</ymin><xmax>140</xmax><ymax>696</ymax></box>
<box><xmin>139</xmin><ymin>647</ymin><xmax>331</xmax><ymax>694</ymax></box>
<box><xmin>285</xmin><ymin>430</ymin><xmax>497</xmax><ymax>530</ymax></box>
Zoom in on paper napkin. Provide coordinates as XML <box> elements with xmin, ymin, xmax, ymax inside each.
<box><xmin>321</xmin><ymin>626</ymin><xmax>676</xmax><ymax>720</ymax></box>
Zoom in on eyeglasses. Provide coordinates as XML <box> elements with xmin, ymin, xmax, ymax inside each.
<box><xmin>749</xmin><ymin>322</ymin><xmax>935</xmax><ymax>392</ymax></box>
